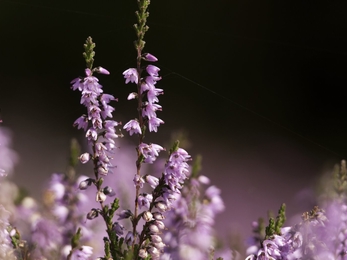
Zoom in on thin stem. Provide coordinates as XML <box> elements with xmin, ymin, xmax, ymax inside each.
<box><xmin>132</xmin><ymin>41</ymin><xmax>144</xmax><ymax>248</ymax></box>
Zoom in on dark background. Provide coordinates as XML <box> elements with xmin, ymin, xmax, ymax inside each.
<box><xmin>1</xmin><ymin>0</ymin><xmax>347</xmax><ymax>246</ymax></box>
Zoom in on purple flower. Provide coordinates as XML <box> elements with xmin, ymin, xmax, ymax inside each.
<box><xmin>133</xmin><ymin>174</ymin><xmax>145</xmax><ymax>188</ymax></box>
<box><xmin>127</xmin><ymin>92</ymin><xmax>137</xmax><ymax>100</ymax></box>
<box><xmin>148</xmin><ymin>117</ymin><xmax>164</xmax><ymax>132</ymax></box>
<box><xmin>79</xmin><ymin>153</ymin><xmax>90</xmax><ymax>164</ymax></box>
<box><xmin>117</xmin><ymin>209</ymin><xmax>133</xmax><ymax>220</ymax></box>
<box><xmin>138</xmin><ymin>143</ymin><xmax>164</xmax><ymax>163</ymax></box>
<box><xmin>100</xmin><ymin>93</ymin><xmax>116</xmax><ymax>105</ymax></box>
<box><xmin>143</xmin><ymin>53</ymin><xmax>158</xmax><ymax>62</ymax></box>
<box><xmin>145</xmin><ymin>175</ymin><xmax>160</xmax><ymax>189</ymax></box>
<box><xmin>96</xmin><ymin>66</ymin><xmax>110</xmax><ymax>75</ymax></box>
<box><xmin>123</xmin><ymin>119</ymin><xmax>142</xmax><ymax>136</ymax></box>
<box><xmin>112</xmin><ymin>222</ymin><xmax>125</xmax><ymax>236</ymax></box>
<box><xmin>146</xmin><ymin>65</ymin><xmax>160</xmax><ymax>77</ymax></box>
<box><xmin>138</xmin><ymin>193</ymin><xmax>153</xmax><ymax>209</ymax></box>
<box><xmin>85</xmin><ymin>128</ymin><xmax>98</xmax><ymax>141</ymax></box>
<box><xmin>71</xmin><ymin>246</ymin><xmax>93</xmax><ymax>260</ymax></box>
<box><xmin>125</xmin><ymin>231</ymin><xmax>134</xmax><ymax>245</ymax></box>
<box><xmin>123</xmin><ymin>68</ymin><xmax>138</xmax><ymax>84</ymax></box>
<box><xmin>142</xmin><ymin>102</ymin><xmax>162</xmax><ymax>119</ymax></box>
<box><xmin>73</xmin><ymin>115</ymin><xmax>88</xmax><ymax>131</ymax></box>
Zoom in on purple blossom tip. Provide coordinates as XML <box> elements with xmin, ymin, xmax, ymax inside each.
<box><xmin>85</xmin><ymin>68</ymin><xmax>92</xmax><ymax>77</ymax></box>
<box><xmin>127</xmin><ymin>92</ymin><xmax>138</xmax><ymax>100</ymax></box>
<box><xmin>79</xmin><ymin>153</ymin><xmax>90</xmax><ymax>164</ymax></box>
<box><xmin>95</xmin><ymin>66</ymin><xmax>110</xmax><ymax>75</ymax></box>
<box><xmin>143</xmin><ymin>53</ymin><xmax>158</xmax><ymax>62</ymax></box>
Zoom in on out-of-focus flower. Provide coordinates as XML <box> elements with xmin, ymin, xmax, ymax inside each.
<box><xmin>0</xmin><ymin>128</ymin><xmax>18</xmax><ymax>177</ymax></box>
<box><xmin>0</xmin><ymin>205</ymin><xmax>15</xmax><ymax>259</ymax></box>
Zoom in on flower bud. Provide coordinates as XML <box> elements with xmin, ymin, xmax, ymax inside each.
<box><xmin>149</xmin><ymin>224</ymin><xmax>160</xmax><ymax>234</ymax></box>
<box><xmin>143</xmin><ymin>53</ymin><xmax>158</xmax><ymax>62</ymax></box>
<box><xmin>127</xmin><ymin>92</ymin><xmax>137</xmax><ymax>100</ymax></box>
<box><xmin>152</xmin><ymin>212</ymin><xmax>165</xmax><ymax>220</ymax></box>
<box><xmin>125</xmin><ymin>231</ymin><xmax>134</xmax><ymax>245</ymax></box>
<box><xmin>154</xmin><ymin>220</ymin><xmax>165</xmax><ymax>230</ymax></box>
<box><xmin>155</xmin><ymin>201</ymin><xmax>168</xmax><ymax>212</ymax></box>
<box><xmin>112</xmin><ymin>222</ymin><xmax>124</xmax><ymax>236</ymax></box>
<box><xmin>198</xmin><ymin>175</ymin><xmax>210</xmax><ymax>184</ymax></box>
<box><xmin>142</xmin><ymin>211</ymin><xmax>153</xmax><ymax>222</ymax></box>
<box><xmin>103</xmin><ymin>186</ymin><xmax>116</xmax><ymax>197</ymax></box>
<box><xmin>98</xmin><ymin>166</ymin><xmax>108</xmax><ymax>176</ymax></box>
<box><xmin>79</xmin><ymin>178</ymin><xmax>93</xmax><ymax>190</ymax></box>
<box><xmin>148</xmin><ymin>247</ymin><xmax>160</xmax><ymax>258</ymax></box>
<box><xmin>87</xmin><ymin>208</ymin><xmax>99</xmax><ymax>220</ymax></box>
<box><xmin>145</xmin><ymin>175</ymin><xmax>159</xmax><ymax>189</ymax></box>
<box><xmin>96</xmin><ymin>191</ymin><xmax>107</xmax><ymax>202</ymax></box>
<box><xmin>154</xmin><ymin>241</ymin><xmax>166</xmax><ymax>250</ymax></box>
<box><xmin>117</xmin><ymin>209</ymin><xmax>133</xmax><ymax>220</ymax></box>
<box><xmin>95</xmin><ymin>66</ymin><xmax>110</xmax><ymax>75</ymax></box>
<box><xmin>151</xmin><ymin>234</ymin><xmax>162</xmax><ymax>243</ymax></box>
<box><xmin>79</xmin><ymin>153</ymin><xmax>90</xmax><ymax>164</ymax></box>
<box><xmin>139</xmin><ymin>249</ymin><xmax>148</xmax><ymax>258</ymax></box>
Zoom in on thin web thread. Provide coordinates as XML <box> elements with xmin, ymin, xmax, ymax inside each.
<box><xmin>159</xmin><ymin>64</ymin><xmax>344</xmax><ymax>159</ymax></box>
<box><xmin>2</xmin><ymin>0</ymin><xmax>345</xmax><ymax>158</ymax></box>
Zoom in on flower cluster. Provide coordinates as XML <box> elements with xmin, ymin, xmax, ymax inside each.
<box><xmin>162</xmin><ymin>173</ymin><xmax>226</xmax><ymax>260</ymax></box>
<box><xmin>123</xmin><ymin>57</ymin><xmax>163</xmax><ymax>135</ymax></box>
<box><xmin>0</xmin><ymin>205</ymin><xmax>15</xmax><ymax>259</ymax></box>
<box><xmin>30</xmin><ymin>171</ymin><xmax>96</xmax><ymax>259</ymax></box>
<box><xmin>245</xmin><ymin>201</ymin><xmax>347</xmax><ymax>260</ymax></box>
<box><xmin>72</xmin><ymin>56</ymin><xmax>120</xmax><ymax>178</ymax></box>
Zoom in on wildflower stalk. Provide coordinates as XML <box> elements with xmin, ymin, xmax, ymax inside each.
<box><xmin>72</xmin><ymin>37</ymin><xmax>123</xmax><ymax>258</ymax></box>
<box><xmin>132</xmin><ymin>0</ymin><xmax>151</xmax><ymax>246</ymax></box>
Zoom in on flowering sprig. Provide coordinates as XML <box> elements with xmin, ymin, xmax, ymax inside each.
<box><xmin>121</xmin><ymin>0</ymin><xmax>167</xmax><ymax>256</ymax></box>
<box><xmin>161</xmin><ymin>155</ymin><xmax>226</xmax><ymax>260</ymax></box>
<box><xmin>72</xmin><ymin>37</ymin><xmax>125</xmax><ymax>259</ymax></box>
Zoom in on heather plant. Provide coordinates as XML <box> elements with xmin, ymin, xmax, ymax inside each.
<box><xmin>69</xmin><ymin>0</ymin><xmax>223</xmax><ymax>259</ymax></box>
<box><xmin>3</xmin><ymin>1</ymin><xmax>347</xmax><ymax>260</ymax></box>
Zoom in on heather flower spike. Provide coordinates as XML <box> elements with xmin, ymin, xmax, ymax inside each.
<box><xmin>72</xmin><ymin>37</ymin><xmax>124</xmax><ymax>259</ymax></box>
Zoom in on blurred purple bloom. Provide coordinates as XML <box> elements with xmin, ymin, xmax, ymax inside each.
<box><xmin>0</xmin><ymin>128</ymin><xmax>18</xmax><ymax>176</ymax></box>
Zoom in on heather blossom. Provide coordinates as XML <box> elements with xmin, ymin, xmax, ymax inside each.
<box><xmin>161</xmin><ymin>171</ymin><xmax>225</xmax><ymax>260</ymax></box>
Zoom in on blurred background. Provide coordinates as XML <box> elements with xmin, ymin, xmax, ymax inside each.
<box><xmin>1</xmin><ymin>0</ymin><xmax>347</xmax><ymax>248</ymax></box>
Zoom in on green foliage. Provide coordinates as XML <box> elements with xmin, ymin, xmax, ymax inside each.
<box><xmin>169</xmin><ymin>140</ymin><xmax>180</xmax><ymax>155</ymax></box>
<box><xmin>83</xmin><ymin>37</ymin><xmax>96</xmax><ymax>69</ymax></box>
<box><xmin>191</xmin><ymin>154</ymin><xmax>202</xmax><ymax>179</ymax></box>
<box><xmin>70</xmin><ymin>227</ymin><xmax>82</xmax><ymax>249</ymax></box>
<box><xmin>134</xmin><ymin>0</ymin><xmax>150</xmax><ymax>51</ymax></box>
<box><xmin>265</xmin><ymin>203</ymin><xmax>286</xmax><ymax>239</ymax></box>
<box><xmin>69</xmin><ymin>138</ymin><xmax>80</xmax><ymax>168</ymax></box>
<box><xmin>334</xmin><ymin>160</ymin><xmax>347</xmax><ymax>196</ymax></box>
<box><xmin>7</xmin><ymin>227</ymin><xmax>31</xmax><ymax>260</ymax></box>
